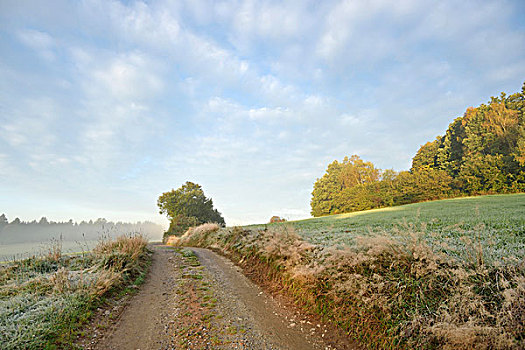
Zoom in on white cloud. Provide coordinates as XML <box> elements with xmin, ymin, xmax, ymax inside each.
<box><xmin>316</xmin><ymin>0</ymin><xmax>392</xmax><ymax>62</ymax></box>
<box><xmin>0</xmin><ymin>97</ymin><xmax>57</xmax><ymax>149</ymax></box>
<box><xmin>339</xmin><ymin>113</ymin><xmax>360</xmax><ymax>126</ymax></box>
<box><xmin>248</xmin><ymin>107</ymin><xmax>292</xmax><ymax>121</ymax></box>
<box><xmin>254</xmin><ymin>74</ymin><xmax>302</xmax><ymax>105</ymax></box>
<box><xmin>60</xmin><ymin>47</ymin><xmax>167</xmax><ymax>171</ymax></box>
<box><xmin>90</xmin><ymin>53</ymin><xmax>163</xmax><ymax>102</ymax></box>
<box><xmin>115</xmin><ymin>1</ymin><xmax>181</xmax><ymax>47</ymax></box>
<box><xmin>231</xmin><ymin>0</ymin><xmax>305</xmax><ymax>40</ymax></box>
<box><xmin>80</xmin><ymin>1</ymin><xmax>305</xmax><ymax>107</ymax></box>
<box><xmin>17</xmin><ymin>29</ymin><xmax>56</xmax><ymax>61</ymax></box>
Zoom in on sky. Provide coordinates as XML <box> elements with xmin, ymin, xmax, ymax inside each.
<box><xmin>0</xmin><ymin>0</ymin><xmax>524</xmax><ymax>227</ymax></box>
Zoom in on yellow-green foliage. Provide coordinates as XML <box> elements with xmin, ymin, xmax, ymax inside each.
<box><xmin>311</xmin><ymin>84</ymin><xmax>525</xmax><ymax>217</ymax></box>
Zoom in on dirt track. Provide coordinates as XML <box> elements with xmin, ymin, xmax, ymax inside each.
<box><xmin>90</xmin><ymin>245</ymin><xmax>181</xmax><ymax>349</ymax></box>
<box><xmin>87</xmin><ymin>245</ymin><xmax>358</xmax><ymax>349</ymax></box>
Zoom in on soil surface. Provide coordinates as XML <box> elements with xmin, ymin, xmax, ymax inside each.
<box><xmin>84</xmin><ymin>245</ymin><xmax>359</xmax><ymax>350</ymax></box>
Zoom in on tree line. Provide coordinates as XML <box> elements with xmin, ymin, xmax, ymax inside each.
<box><xmin>0</xmin><ymin>214</ymin><xmax>164</xmax><ymax>244</ymax></box>
<box><xmin>311</xmin><ymin>83</ymin><xmax>525</xmax><ymax>216</ymax></box>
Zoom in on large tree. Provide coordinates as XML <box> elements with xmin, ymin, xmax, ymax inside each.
<box><xmin>158</xmin><ymin>182</ymin><xmax>225</xmax><ymax>236</ymax></box>
<box><xmin>411</xmin><ymin>138</ymin><xmax>440</xmax><ymax>171</ymax></box>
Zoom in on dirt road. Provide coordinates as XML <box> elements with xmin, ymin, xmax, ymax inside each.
<box><xmin>89</xmin><ymin>245</ymin><xmax>181</xmax><ymax>349</ymax></box>
<box><xmin>87</xmin><ymin>245</ymin><xmax>357</xmax><ymax>349</ymax></box>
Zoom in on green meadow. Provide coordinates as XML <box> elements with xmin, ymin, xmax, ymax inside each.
<box><xmin>253</xmin><ymin>193</ymin><xmax>525</xmax><ymax>264</ymax></box>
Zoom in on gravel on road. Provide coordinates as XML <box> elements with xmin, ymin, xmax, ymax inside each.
<box><xmin>82</xmin><ymin>245</ymin><xmax>359</xmax><ymax>350</ymax></box>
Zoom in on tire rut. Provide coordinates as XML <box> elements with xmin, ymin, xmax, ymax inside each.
<box><xmin>86</xmin><ymin>245</ymin><xmax>351</xmax><ymax>350</ymax></box>
<box><xmin>190</xmin><ymin>247</ymin><xmax>328</xmax><ymax>350</ymax></box>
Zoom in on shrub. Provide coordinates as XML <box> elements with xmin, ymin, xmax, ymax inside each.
<box><xmin>269</xmin><ymin>216</ymin><xmax>286</xmax><ymax>223</ymax></box>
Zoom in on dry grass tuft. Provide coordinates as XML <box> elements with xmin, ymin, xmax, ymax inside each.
<box><xmin>49</xmin><ymin>267</ymin><xmax>71</xmax><ymax>294</ymax></box>
<box><xmin>94</xmin><ymin>234</ymin><xmax>148</xmax><ymax>260</ymax></box>
<box><xmin>176</xmin><ymin>223</ymin><xmax>220</xmax><ymax>246</ymax></box>
<box><xmin>46</xmin><ymin>238</ymin><xmax>63</xmax><ymax>262</ymax></box>
<box><xmin>93</xmin><ymin>234</ymin><xmax>148</xmax><ymax>276</ymax></box>
<box><xmin>260</xmin><ymin>225</ymin><xmax>315</xmax><ymax>268</ymax></box>
<box><xmin>165</xmin><ymin>235</ymin><xmax>180</xmax><ymax>246</ymax></box>
<box><xmin>93</xmin><ymin>268</ymin><xmax>124</xmax><ymax>296</ymax></box>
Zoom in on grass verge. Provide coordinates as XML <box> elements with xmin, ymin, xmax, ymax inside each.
<box><xmin>0</xmin><ymin>234</ymin><xmax>150</xmax><ymax>349</ymax></box>
<box><xmin>174</xmin><ymin>218</ymin><xmax>524</xmax><ymax>349</ymax></box>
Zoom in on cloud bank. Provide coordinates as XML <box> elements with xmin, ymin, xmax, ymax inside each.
<box><xmin>0</xmin><ymin>0</ymin><xmax>524</xmax><ymax>225</ymax></box>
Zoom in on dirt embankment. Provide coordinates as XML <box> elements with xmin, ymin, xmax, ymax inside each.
<box><xmin>82</xmin><ymin>245</ymin><xmax>358</xmax><ymax>349</ymax></box>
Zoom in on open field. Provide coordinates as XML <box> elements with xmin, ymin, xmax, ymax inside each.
<box><xmin>176</xmin><ymin>194</ymin><xmax>525</xmax><ymax>349</ymax></box>
<box><xmin>0</xmin><ymin>235</ymin><xmax>150</xmax><ymax>350</ymax></box>
<box><xmin>0</xmin><ymin>240</ymin><xmax>101</xmax><ymax>262</ymax></box>
<box><xmin>250</xmin><ymin>193</ymin><xmax>525</xmax><ymax>264</ymax></box>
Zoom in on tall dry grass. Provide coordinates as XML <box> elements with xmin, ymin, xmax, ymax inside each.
<box><xmin>176</xmin><ymin>223</ymin><xmax>525</xmax><ymax>349</ymax></box>
<box><xmin>172</xmin><ymin>223</ymin><xmax>220</xmax><ymax>246</ymax></box>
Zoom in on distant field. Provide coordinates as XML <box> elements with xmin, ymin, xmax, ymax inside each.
<box><xmin>249</xmin><ymin>193</ymin><xmax>525</xmax><ymax>263</ymax></box>
<box><xmin>0</xmin><ymin>240</ymin><xmax>100</xmax><ymax>262</ymax></box>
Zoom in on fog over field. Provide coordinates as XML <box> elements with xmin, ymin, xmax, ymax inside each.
<box><xmin>0</xmin><ymin>215</ymin><xmax>163</xmax><ymax>260</ymax></box>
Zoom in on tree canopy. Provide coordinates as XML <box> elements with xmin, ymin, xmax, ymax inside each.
<box><xmin>0</xmin><ymin>216</ymin><xmax>164</xmax><ymax>244</ymax></box>
<box><xmin>311</xmin><ymin>83</ymin><xmax>525</xmax><ymax>217</ymax></box>
<box><xmin>158</xmin><ymin>181</ymin><xmax>225</xmax><ymax>236</ymax></box>
<box><xmin>311</xmin><ymin>155</ymin><xmax>380</xmax><ymax>216</ymax></box>
<box><xmin>411</xmin><ymin>83</ymin><xmax>525</xmax><ymax>193</ymax></box>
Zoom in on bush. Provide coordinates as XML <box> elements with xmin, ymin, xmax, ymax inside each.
<box><xmin>269</xmin><ymin>216</ymin><xmax>286</xmax><ymax>223</ymax></box>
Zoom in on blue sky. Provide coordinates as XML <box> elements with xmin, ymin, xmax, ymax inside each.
<box><xmin>1</xmin><ymin>0</ymin><xmax>524</xmax><ymax>227</ymax></box>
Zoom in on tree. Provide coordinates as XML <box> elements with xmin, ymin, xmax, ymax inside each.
<box><xmin>393</xmin><ymin>168</ymin><xmax>454</xmax><ymax>204</ymax></box>
<box><xmin>458</xmin><ymin>154</ymin><xmax>508</xmax><ymax>194</ymax></box>
<box><xmin>269</xmin><ymin>216</ymin><xmax>286</xmax><ymax>223</ymax></box>
<box><xmin>0</xmin><ymin>214</ymin><xmax>7</xmax><ymax>231</ymax></box>
<box><xmin>39</xmin><ymin>217</ymin><xmax>49</xmax><ymax>225</ymax></box>
<box><xmin>422</xmin><ymin>82</ymin><xmax>524</xmax><ymax>194</ymax></box>
<box><xmin>412</xmin><ymin>138</ymin><xmax>440</xmax><ymax>171</ymax></box>
<box><xmin>311</xmin><ymin>155</ymin><xmax>380</xmax><ymax>216</ymax></box>
<box><xmin>158</xmin><ymin>182</ymin><xmax>225</xmax><ymax>236</ymax></box>
<box><xmin>11</xmin><ymin>218</ymin><xmax>21</xmax><ymax>225</ymax></box>
<box><xmin>310</xmin><ymin>83</ymin><xmax>525</xmax><ymax>217</ymax></box>
<box><xmin>166</xmin><ymin>214</ymin><xmax>199</xmax><ymax>237</ymax></box>
<box><xmin>311</xmin><ymin>160</ymin><xmax>344</xmax><ymax>216</ymax></box>
<box><xmin>95</xmin><ymin>218</ymin><xmax>107</xmax><ymax>225</ymax></box>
